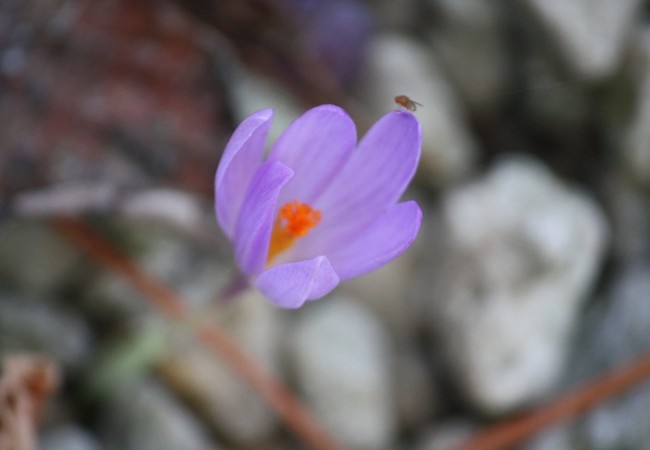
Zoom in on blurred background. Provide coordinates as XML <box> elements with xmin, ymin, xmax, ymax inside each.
<box><xmin>1</xmin><ymin>0</ymin><xmax>650</xmax><ymax>449</ymax></box>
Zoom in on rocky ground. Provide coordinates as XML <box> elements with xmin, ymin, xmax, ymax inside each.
<box><xmin>1</xmin><ymin>0</ymin><xmax>650</xmax><ymax>449</ymax></box>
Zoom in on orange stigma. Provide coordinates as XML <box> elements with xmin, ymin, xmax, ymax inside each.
<box><xmin>267</xmin><ymin>200</ymin><xmax>321</xmax><ymax>263</ymax></box>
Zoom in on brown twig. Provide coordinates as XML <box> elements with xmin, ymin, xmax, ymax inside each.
<box><xmin>452</xmin><ymin>351</ymin><xmax>650</xmax><ymax>450</ymax></box>
<box><xmin>52</xmin><ymin>216</ymin><xmax>343</xmax><ymax>450</ymax></box>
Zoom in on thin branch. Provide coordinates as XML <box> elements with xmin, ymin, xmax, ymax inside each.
<box><xmin>52</xmin><ymin>216</ymin><xmax>343</xmax><ymax>450</ymax></box>
<box><xmin>452</xmin><ymin>350</ymin><xmax>650</xmax><ymax>450</ymax></box>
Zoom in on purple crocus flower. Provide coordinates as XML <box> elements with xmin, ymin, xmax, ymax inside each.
<box><xmin>215</xmin><ymin>105</ymin><xmax>422</xmax><ymax>308</ymax></box>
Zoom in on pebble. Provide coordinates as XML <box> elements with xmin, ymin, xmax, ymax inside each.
<box><xmin>356</xmin><ymin>33</ymin><xmax>478</xmax><ymax>186</ymax></box>
<box><xmin>13</xmin><ymin>183</ymin><xmax>116</xmax><ymax>217</ymax></box>
<box><xmin>526</xmin><ymin>265</ymin><xmax>650</xmax><ymax>450</ymax></box>
<box><xmin>429</xmin><ymin>156</ymin><xmax>608</xmax><ymax>415</ymax></box>
<box><xmin>118</xmin><ymin>188</ymin><xmax>206</xmax><ymax>234</ymax></box>
<box><xmin>519</xmin><ymin>0</ymin><xmax>643</xmax><ymax>79</ymax></box>
<box><xmin>567</xmin><ymin>265</ymin><xmax>650</xmax><ymax>381</ymax></box>
<box><xmin>290</xmin><ymin>297</ymin><xmax>395</xmax><ymax>450</ymax></box>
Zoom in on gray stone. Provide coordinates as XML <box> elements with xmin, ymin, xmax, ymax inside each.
<box><xmin>581</xmin><ymin>391</ymin><xmax>650</xmax><ymax>450</ymax></box>
<box><xmin>537</xmin><ymin>265</ymin><xmax>650</xmax><ymax>450</ymax></box>
<box><xmin>290</xmin><ymin>297</ymin><xmax>395</xmax><ymax>450</ymax></box>
<box><xmin>428</xmin><ymin>0</ymin><xmax>509</xmax><ymax>115</ymax></box>
<box><xmin>567</xmin><ymin>266</ymin><xmax>650</xmax><ymax>382</ymax></box>
<box><xmin>158</xmin><ymin>290</ymin><xmax>281</xmax><ymax>446</ymax></box>
<box><xmin>356</xmin><ymin>34</ymin><xmax>478</xmax><ymax>186</ymax></box>
<box><xmin>520</xmin><ymin>0</ymin><xmax>642</xmax><ymax>79</ymax></box>
<box><xmin>102</xmin><ymin>379</ymin><xmax>216</xmax><ymax>450</ymax></box>
<box><xmin>0</xmin><ymin>294</ymin><xmax>93</xmax><ymax>371</ymax></box>
<box><xmin>40</xmin><ymin>425</ymin><xmax>103</xmax><ymax>450</ymax></box>
<box><xmin>429</xmin><ymin>156</ymin><xmax>608</xmax><ymax>415</ymax></box>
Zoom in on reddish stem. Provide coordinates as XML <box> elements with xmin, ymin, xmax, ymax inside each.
<box><xmin>52</xmin><ymin>217</ymin><xmax>343</xmax><ymax>450</ymax></box>
<box><xmin>453</xmin><ymin>351</ymin><xmax>650</xmax><ymax>450</ymax></box>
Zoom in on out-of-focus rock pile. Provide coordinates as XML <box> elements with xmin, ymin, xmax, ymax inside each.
<box><xmin>1</xmin><ymin>0</ymin><xmax>650</xmax><ymax>449</ymax></box>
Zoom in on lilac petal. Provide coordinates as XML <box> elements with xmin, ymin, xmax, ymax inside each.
<box><xmin>255</xmin><ymin>256</ymin><xmax>340</xmax><ymax>308</ymax></box>
<box><xmin>316</xmin><ymin>110</ymin><xmax>421</xmax><ymax>226</ymax></box>
<box><xmin>234</xmin><ymin>160</ymin><xmax>293</xmax><ymax>276</ymax></box>
<box><xmin>326</xmin><ymin>201</ymin><xmax>422</xmax><ymax>280</ymax></box>
<box><xmin>216</xmin><ymin>109</ymin><xmax>273</xmax><ymax>239</ymax></box>
<box><xmin>267</xmin><ymin>104</ymin><xmax>356</xmax><ymax>205</ymax></box>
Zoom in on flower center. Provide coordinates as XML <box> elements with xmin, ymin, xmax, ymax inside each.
<box><xmin>267</xmin><ymin>200</ymin><xmax>321</xmax><ymax>263</ymax></box>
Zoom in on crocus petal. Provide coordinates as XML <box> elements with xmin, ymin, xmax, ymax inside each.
<box><xmin>325</xmin><ymin>201</ymin><xmax>422</xmax><ymax>280</ymax></box>
<box><xmin>267</xmin><ymin>105</ymin><xmax>356</xmax><ymax>205</ymax></box>
<box><xmin>316</xmin><ymin>110</ymin><xmax>421</xmax><ymax>227</ymax></box>
<box><xmin>255</xmin><ymin>256</ymin><xmax>340</xmax><ymax>308</ymax></box>
<box><xmin>234</xmin><ymin>160</ymin><xmax>293</xmax><ymax>276</ymax></box>
<box><xmin>216</xmin><ymin>109</ymin><xmax>273</xmax><ymax>238</ymax></box>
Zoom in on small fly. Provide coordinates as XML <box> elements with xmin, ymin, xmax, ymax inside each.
<box><xmin>394</xmin><ymin>95</ymin><xmax>423</xmax><ymax>112</ymax></box>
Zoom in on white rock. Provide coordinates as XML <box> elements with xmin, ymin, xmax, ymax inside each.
<box><xmin>430</xmin><ymin>156</ymin><xmax>608</xmax><ymax>415</ymax></box>
<box><xmin>13</xmin><ymin>182</ymin><xmax>116</xmax><ymax>217</ymax></box>
<box><xmin>521</xmin><ymin>0</ymin><xmax>642</xmax><ymax>79</ymax></box>
<box><xmin>356</xmin><ymin>34</ymin><xmax>478</xmax><ymax>185</ymax></box>
<box><xmin>290</xmin><ymin>297</ymin><xmax>395</xmax><ymax>450</ymax></box>
<box><xmin>428</xmin><ymin>0</ymin><xmax>509</xmax><ymax>115</ymax></box>
<box><xmin>118</xmin><ymin>188</ymin><xmax>205</xmax><ymax>233</ymax></box>
<box><xmin>158</xmin><ymin>290</ymin><xmax>281</xmax><ymax>446</ymax></box>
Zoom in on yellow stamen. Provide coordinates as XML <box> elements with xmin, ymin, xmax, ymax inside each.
<box><xmin>267</xmin><ymin>200</ymin><xmax>321</xmax><ymax>263</ymax></box>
